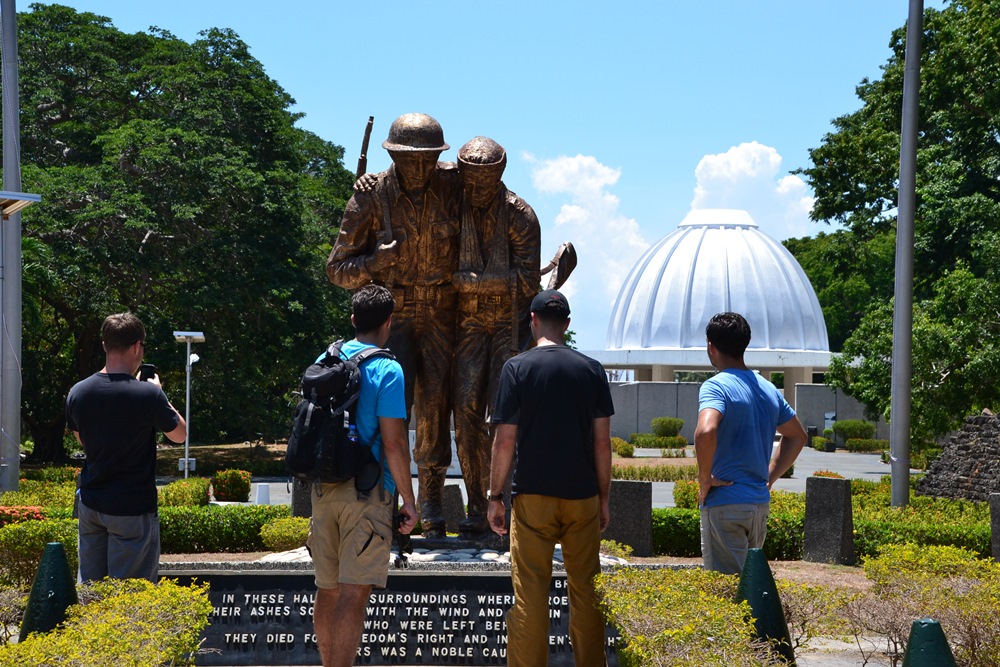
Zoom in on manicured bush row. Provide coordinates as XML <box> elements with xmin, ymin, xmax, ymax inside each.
<box><xmin>0</xmin><ymin>506</ymin><xmax>44</xmax><ymax>529</ymax></box>
<box><xmin>659</xmin><ymin>447</ymin><xmax>687</xmax><ymax>458</ymax></box>
<box><xmin>811</xmin><ymin>436</ymin><xmax>832</xmax><ymax>451</ymax></box>
<box><xmin>611</xmin><ymin>437</ymin><xmax>634</xmax><ymax>458</ymax></box>
<box><xmin>629</xmin><ymin>433</ymin><xmax>683</xmax><ymax>448</ymax></box>
<box><xmin>0</xmin><ymin>518</ymin><xmax>78</xmax><ymax>587</ymax></box>
<box><xmin>650</xmin><ymin>417</ymin><xmax>684</xmax><ymax>437</ymax></box>
<box><xmin>846</xmin><ymin>438</ymin><xmax>889</xmax><ymax>452</ymax></box>
<box><xmin>19</xmin><ymin>466</ymin><xmax>80</xmax><ymax>483</ymax></box>
<box><xmin>0</xmin><ymin>481</ymin><xmax>76</xmax><ymax>509</ymax></box>
<box><xmin>158</xmin><ymin>477</ymin><xmax>211</xmax><ymax>507</ymax></box>
<box><xmin>159</xmin><ymin>504</ymin><xmax>289</xmax><ymax>553</ymax></box>
<box><xmin>612</xmin><ymin>463</ymin><xmax>698</xmax><ymax>482</ymax></box>
<box><xmin>832</xmin><ymin>419</ymin><xmax>876</xmax><ymax>441</ymax></box>
<box><xmin>260</xmin><ymin>517</ymin><xmax>309</xmax><ymax>552</ymax></box>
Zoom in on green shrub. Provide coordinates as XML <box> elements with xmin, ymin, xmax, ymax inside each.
<box><xmin>823</xmin><ymin>427</ymin><xmax>834</xmax><ymax>439</ymax></box>
<box><xmin>614</xmin><ymin>440</ymin><xmax>635</xmax><ymax>458</ymax></box>
<box><xmin>158</xmin><ymin>477</ymin><xmax>211</xmax><ymax>507</ymax></box>
<box><xmin>672</xmin><ymin>480</ymin><xmax>699</xmax><ymax>509</ymax></box>
<box><xmin>211</xmin><ymin>469</ymin><xmax>252</xmax><ymax>502</ymax></box>
<box><xmin>811</xmin><ymin>436</ymin><xmax>832</xmax><ymax>451</ymax></box>
<box><xmin>159</xmin><ymin>504</ymin><xmax>289</xmax><ymax>553</ymax></box>
<box><xmin>652</xmin><ymin>508</ymin><xmax>701</xmax><ymax>556</ymax></box>
<box><xmin>0</xmin><ymin>586</ymin><xmax>27</xmax><ymax>644</ymax></box>
<box><xmin>613</xmin><ymin>463</ymin><xmax>698</xmax><ymax>482</ymax></box>
<box><xmin>650</xmin><ymin>417</ymin><xmax>684</xmax><ymax>437</ymax></box>
<box><xmin>812</xmin><ymin>469</ymin><xmax>845</xmax><ymax>479</ymax></box>
<box><xmin>596</xmin><ymin>568</ymin><xmax>774</xmax><ymax>666</ymax></box>
<box><xmin>0</xmin><ymin>506</ymin><xmax>45</xmax><ymax>529</ymax></box>
<box><xmin>19</xmin><ymin>466</ymin><xmax>80</xmax><ymax>483</ymax></box>
<box><xmin>260</xmin><ymin>517</ymin><xmax>309</xmax><ymax>552</ymax></box>
<box><xmin>833</xmin><ymin>419</ymin><xmax>876</xmax><ymax>442</ymax></box>
<box><xmin>763</xmin><ymin>511</ymin><xmax>804</xmax><ymax>561</ymax></box>
<box><xmin>845</xmin><ymin>438</ymin><xmax>889</xmax><ymax>453</ymax></box>
<box><xmin>0</xmin><ymin>480</ymin><xmax>76</xmax><ymax>509</ymax></box>
<box><xmin>610</xmin><ymin>436</ymin><xmax>629</xmax><ymax>455</ymax></box>
<box><xmin>0</xmin><ymin>518</ymin><xmax>78</xmax><ymax>587</ymax></box>
<box><xmin>629</xmin><ymin>433</ymin><xmax>683</xmax><ymax>448</ymax></box>
<box><xmin>658</xmin><ymin>435</ymin><xmax>688</xmax><ymax>449</ymax></box>
<box><xmin>0</xmin><ymin>578</ymin><xmax>212</xmax><ymax>666</ymax></box>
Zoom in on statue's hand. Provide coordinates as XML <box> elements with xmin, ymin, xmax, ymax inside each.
<box><xmin>453</xmin><ymin>270</ymin><xmax>480</xmax><ymax>290</ymax></box>
<box><xmin>366</xmin><ymin>240</ymin><xmax>399</xmax><ymax>273</ymax></box>
<box><xmin>354</xmin><ymin>173</ymin><xmax>378</xmax><ymax>193</ymax></box>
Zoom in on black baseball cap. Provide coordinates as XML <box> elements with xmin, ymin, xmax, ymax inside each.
<box><xmin>530</xmin><ymin>289</ymin><xmax>570</xmax><ymax>316</ymax></box>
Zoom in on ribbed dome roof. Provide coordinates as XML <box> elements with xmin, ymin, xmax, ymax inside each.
<box><xmin>605</xmin><ymin>209</ymin><xmax>829</xmax><ymax>352</ymax></box>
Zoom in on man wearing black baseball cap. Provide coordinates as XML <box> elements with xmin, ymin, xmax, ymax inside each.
<box><xmin>487</xmin><ymin>289</ymin><xmax>614</xmax><ymax>667</ymax></box>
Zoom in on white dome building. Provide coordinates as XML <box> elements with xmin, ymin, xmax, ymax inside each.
<box><xmin>591</xmin><ymin>208</ymin><xmax>831</xmax><ymax>407</ymax></box>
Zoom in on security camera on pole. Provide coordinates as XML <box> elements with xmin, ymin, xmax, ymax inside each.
<box><xmin>173</xmin><ymin>331</ymin><xmax>204</xmax><ymax>478</ymax></box>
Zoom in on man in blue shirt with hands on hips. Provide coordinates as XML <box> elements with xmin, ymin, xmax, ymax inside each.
<box><xmin>694</xmin><ymin>312</ymin><xmax>807</xmax><ymax>574</ymax></box>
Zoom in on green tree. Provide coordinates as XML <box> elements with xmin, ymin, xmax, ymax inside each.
<box><xmin>3</xmin><ymin>4</ymin><xmax>355</xmax><ymax>460</ymax></box>
<box><xmin>798</xmin><ymin>0</ymin><xmax>1000</xmax><ymax>439</ymax></box>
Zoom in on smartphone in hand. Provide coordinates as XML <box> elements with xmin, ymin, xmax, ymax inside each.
<box><xmin>139</xmin><ymin>364</ymin><xmax>156</xmax><ymax>381</ymax></box>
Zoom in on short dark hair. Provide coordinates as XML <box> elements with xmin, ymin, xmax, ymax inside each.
<box><xmin>102</xmin><ymin>313</ymin><xmax>145</xmax><ymax>353</ymax></box>
<box><xmin>352</xmin><ymin>285</ymin><xmax>395</xmax><ymax>334</ymax></box>
<box><xmin>706</xmin><ymin>312</ymin><xmax>751</xmax><ymax>358</ymax></box>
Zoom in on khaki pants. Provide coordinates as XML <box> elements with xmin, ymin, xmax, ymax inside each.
<box><xmin>700</xmin><ymin>502</ymin><xmax>769</xmax><ymax>574</ymax></box>
<box><xmin>508</xmin><ymin>494</ymin><xmax>608</xmax><ymax>667</ymax></box>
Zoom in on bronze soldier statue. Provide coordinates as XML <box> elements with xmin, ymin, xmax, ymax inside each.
<box><xmin>327</xmin><ymin>113</ymin><xmax>461</xmax><ymax>538</ymax></box>
<box><xmin>453</xmin><ymin>137</ymin><xmax>541</xmax><ymax>535</ymax></box>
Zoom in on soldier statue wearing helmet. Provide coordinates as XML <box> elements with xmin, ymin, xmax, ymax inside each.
<box><xmin>452</xmin><ymin>136</ymin><xmax>540</xmax><ymax>535</ymax></box>
<box><xmin>328</xmin><ymin>113</ymin><xmax>461</xmax><ymax>540</ymax></box>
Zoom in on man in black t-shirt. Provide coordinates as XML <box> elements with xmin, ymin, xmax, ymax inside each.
<box><xmin>488</xmin><ymin>290</ymin><xmax>614</xmax><ymax>667</ymax></box>
<box><xmin>66</xmin><ymin>313</ymin><xmax>186</xmax><ymax>582</ymax></box>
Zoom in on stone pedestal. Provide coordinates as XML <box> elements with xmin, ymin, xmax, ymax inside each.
<box><xmin>442</xmin><ymin>484</ymin><xmax>466</xmax><ymax>533</ymax></box>
<box><xmin>604</xmin><ymin>480</ymin><xmax>652</xmax><ymax>557</ymax></box>
<box><xmin>804</xmin><ymin>476</ymin><xmax>854</xmax><ymax>565</ymax></box>
<box><xmin>990</xmin><ymin>493</ymin><xmax>1000</xmax><ymax>561</ymax></box>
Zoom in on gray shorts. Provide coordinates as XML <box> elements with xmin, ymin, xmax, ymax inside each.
<box><xmin>77</xmin><ymin>501</ymin><xmax>160</xmax><ymax>583</ymax></box>
<box><xmin>700</xmin><ymin>503</ymin><xmax>769</xmax><ymax>574</ymax></box>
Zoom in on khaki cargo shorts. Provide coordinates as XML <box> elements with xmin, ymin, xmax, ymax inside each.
<box><xmin>307</xmin><ymin>480</ymin><xmax>393</xmax><ymax>589</ymax></box>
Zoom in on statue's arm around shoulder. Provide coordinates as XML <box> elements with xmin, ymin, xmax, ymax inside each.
<box><xmin>326</xmin><ymin>192</ymin><xmax>379</xmax><ymax>290</ymax></box>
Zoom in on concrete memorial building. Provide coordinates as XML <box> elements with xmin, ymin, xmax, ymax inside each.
<box><xmin>588</xmin><ymin>209</ymin><xmax>882</xmax><ymax>442</ymax></box>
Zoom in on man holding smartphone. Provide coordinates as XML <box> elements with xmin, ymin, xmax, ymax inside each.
<box><xmin>66</xmin><ymin>313</ymin><xmax>186</xmax><ymax>582</ymax></box>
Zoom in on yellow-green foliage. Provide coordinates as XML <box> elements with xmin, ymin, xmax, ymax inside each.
<box><xmin>599</xmin><ymin>539</ymin><xmax>633</xmax><ymax>559</ymax></box>
<box><xmin>0</xmin><ymin>480</ymin><xmax>76</xmax><ymax>509</ymax></box>
<box><xmin>0</xmin><ymin>518</ymin><xmax>78</xmax><ymax>587</ymax></box>
<box><xmin>612</xmin><ymin>437</ymin><xmax>635</xmax><ymax>458</ymax></box>
<box><xmin>0</xmin><ymin>586</ymin><xmax>27</xmax><ymax>644</ymax></box>
<box><xmin>596</xmin><ymin>568</ymin><xmax>779</xmax><ymax>666</ymax></box>
<box><xmin>672</xmin><ymin>480</ymin><xmax>699</xmax><ymax>509</ymax></box>
<box><xmin>613</xmin><ymin>463</ymin><xmax>698</xmax><ymax>482</ymax></box>
<box><xmin>211</xmin><ymin>468</ymin><xmax>252</xmax><ymax>502</ymax></box>
<box><xmin>853</xmin><ymin>544</ymin><xmax>1000</xmax><ymax>667</ymax></box>
<box><xmin>0</xmin><ymin>578</ymin><xmax>212</xmax><ymax>666</ymax></box>
<box><xmin>260</xmin><ymin>517</ymin><xmax>309</xmax><ymax>552</ymax></box>
<box><xmin>651</xmin><ymin>417</ymin><xmax>684</xmax><ymax>437</ymax></box>
<box><xmin>158</xmin><ymin>477</ymin><xmax>211</xmax><ymax>507</ymax></box>
<box><xmin>775</xmin><ymin>580</ymin><xmax>853</xmax><ymax>650</ymax></box>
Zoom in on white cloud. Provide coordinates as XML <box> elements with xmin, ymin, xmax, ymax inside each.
<box><xmin>527</xmin><ymin>154</ymin><xmax>650</xmax><ymax>348</ymax></box>
<box><xmin>691</xmin><ymin>141</ymin><xmax>816</xmax><ymax>240</ymax></box>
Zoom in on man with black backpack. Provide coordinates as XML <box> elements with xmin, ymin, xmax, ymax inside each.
<box><xmin>307</xmin><ymin>285</ymin><xmax>416</xmax><ymax>667</ymax></box>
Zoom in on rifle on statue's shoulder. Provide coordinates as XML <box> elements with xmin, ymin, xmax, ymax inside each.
<box><xmin>356</xmin><ymin>116</ymin><xmax>374</xmax><ymax>181</ymax></box>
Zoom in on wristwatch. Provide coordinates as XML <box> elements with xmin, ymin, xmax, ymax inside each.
<box><xmin>488</xmin><ymin>491</ymin><xmax>504</xmax><ymax>502</ymax></box>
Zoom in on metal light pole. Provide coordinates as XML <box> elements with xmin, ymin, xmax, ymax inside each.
<box><xmin>1</xmin><ymin>0</ymin><xmax>39</xmax><ymax>492</ymax></box>
<box><xmin>173</xmin><ymin>331</ymin><xmax>204</xmax><ymax>479</ymax></box>
<box><xmin>890</xmin><ymin>0</ymin><xmax>924</xmax><ymax>508</ymax></box>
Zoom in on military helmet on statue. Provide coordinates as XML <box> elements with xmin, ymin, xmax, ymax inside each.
<box><xmin>382</xmin><ymin>113</ymin><xmax>449</xmax><ymax>152</ymax></box>
<box><xmin>458</xmin><ymin>136</ymin><xmax>507</xmax><ymax>170</ymax></box>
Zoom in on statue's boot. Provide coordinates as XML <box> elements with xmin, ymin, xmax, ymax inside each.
<box><xmin>459</xmin><ymin>513</ymin><xmax>490</xmax><ymax>539</ymax></box>
<box><xmin>418</xmin><ymin>466</ymin><xmax>447</xmax><ymax>539</ymax></box>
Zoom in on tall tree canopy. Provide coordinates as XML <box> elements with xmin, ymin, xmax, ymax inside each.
<box><xmin>1</xmin><ymin>4</ymin><xmax>355</xmax><ymax>460</ymax></box>
<box><xmin>793</xmin><ymin>0</ymin><xmax>1000</xmax><ymax>441</ymax></box>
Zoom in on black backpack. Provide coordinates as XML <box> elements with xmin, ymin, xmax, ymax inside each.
<box><xmin>285</xmin><ymin>341</ymin><xmax>396</xmax><ymax>498</ymax></box>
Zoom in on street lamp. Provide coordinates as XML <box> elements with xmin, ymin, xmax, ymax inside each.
<box><xmin>173</xmin><ymin>331</ymin><xmax>204</xmax><ymax>478</ymax></box>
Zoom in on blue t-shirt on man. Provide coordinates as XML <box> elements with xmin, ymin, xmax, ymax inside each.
<box><xmin>318</xmin><ymin>340</ymin><xmax>406</xmax><ymax>495</ymax></box>
<box><xmin>698</xmin><ymin>368</ymin><xmax>795</xmax><ymax>508</ymax></box>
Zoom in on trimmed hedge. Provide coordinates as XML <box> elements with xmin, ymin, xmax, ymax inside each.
<box><xmin>0</xmin><ymin>518</ymin><xmax>78</xmax><ymax>587</ymax></box>
<box><xmin>210</xmin><ymin>469</ymin><xmax>252</xmax><ymax>502</ymax></box>
<box><xmin>159</xmin><ymin>504</ymin><xmax>289</xmax><ymax>553</ymax></box>
<box><xmin>611</xmin><ymin>438</ymin><xmax>635</xmax><ymax>458</ymax></box>
<box><xmin>0</xmin><ymin>506</ymin><xmax>45</xmax><ymax>529</ymax></box>
<box><xmin>0</xmin><ymin>480</ymin><xmax>76</xmax><ymax>509</ymax></box>
<box><xmin>811</xmin><ymin>436</ymin><xmax>832</xmax><ymax>451</ymax></box>
<box><xmin>629</xmin><ymin>433</ymin><xmax>682</xmax><ymax>448</ymax></box>
<box><xmin>613</xmin><ymin>463</ymin><xmax>698</xmax><ymax>482</ymax></box>
<box><xmin>832</xmin><ymin>419</ymin><xmax>876</xmax><ymax>441</ymax></box>
<box><xmin>158</xmin><ymin>477</ymin><xmax>211</xmax><ymax>507</ymax></box>
<box><xmin>650</xmin><ymin>417</ymin><xmax>684</xmax><ymax>437</ymax></box>
<box><xmin>846</xmin><ymin>438</ymin><xmax>889</xmax><ymax>453</ymax></box>
<box><xmin>260</xmin><ymin>517</ymin><xmax>309</xmax><ymax>552</ymax></box>
<box><xmin>19</xmin><ymin>466</ymin><xmax>80</xmax><ymax>483</ymax></box>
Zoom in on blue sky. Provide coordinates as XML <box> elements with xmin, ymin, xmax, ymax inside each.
<box><xmin>46</xmin><ymin>1</ymin><xmax>946</xmax><ymax>349</ymax></box>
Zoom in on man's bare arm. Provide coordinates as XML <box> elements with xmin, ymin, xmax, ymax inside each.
<box><xmin>380</xmin><ymin>416</ymin><xmax>417</xmax><ymax>534</ymax></box>
<box><xmin>768</xmin><ymin>416</ymin><xmax>808</xmax><ymax>488</ymax></box>
<box><xmin>487</xmin><ymin>423</ymin><xmax>517</xmax><ymax>536</ymax></box>
<box><xmin>694</xmin><ymin>408</ymin><xmax>731</xmax><ymax>506</ymax></box>
<box><xmin>593</xmin><ymin>417</ymin><xmax>612</xmax><ymax>532</ymax></box>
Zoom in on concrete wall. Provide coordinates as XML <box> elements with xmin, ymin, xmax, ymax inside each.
<box><xmin>609</xmin><ymin>381</ymin><xmax>888</xmax><ymax>441</ymax></box>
